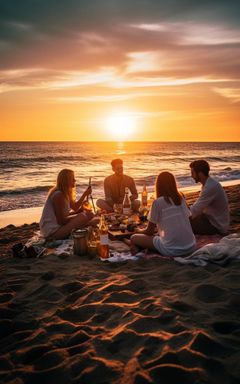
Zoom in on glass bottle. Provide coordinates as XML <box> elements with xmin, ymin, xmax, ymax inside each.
<box><xmin>123</xmin><ymin>187</ymin><xmax>131</xmax><ymax>215</ymax></box>
<box><xmin>82</xmin><ymin>195</ymin><xmax>92</xmax><ymax>212</ymax></box>
<box><xmin>87</xmin><ymin>226</ymin><xmax>98</xmax><ymax>258</ymax></box>
<box><xmin>98</xmin><ymin>215</ymin><xmax>109</xmax><ymax>259</ymax></box>
<box><xmin>149</xmin><ymin>194</ymin><xmax>155</xmax><ymax>207</ymax></box>
<box><xmin>142</xmin><ymin>183</ymin><xmax>148</xmax><ymax>207</ymax></box>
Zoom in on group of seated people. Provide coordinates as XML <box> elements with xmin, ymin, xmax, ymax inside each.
<box><xmin>40</xmin><ymin>158</ymin><xmax>230</xmax><ymax>257</ymax></box>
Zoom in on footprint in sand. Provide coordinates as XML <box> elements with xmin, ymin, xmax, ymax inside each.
<box><xmin>107</xmin><ymin>329</ymin><xmax>141</xmax><ymax>354</ymax></box>
<box><xmin>149</xmin><ymin>364</ymin><xmax>200</xmax><ymax>384</ymax></box>
<box><xmin>0</xmin><ymin>293</ymin><xmax>14</xmax><ymax>303</ymax></box>
<box><xmin>16</xmin><ymin>345</ymin><xmax>52</xmax><ymax>364</ymax></box>
<box><xmin>104</xmin><ymin>290</ymin><xmax>138</xmax><ymax>304</ymax></box>
<box><xmin>61</xmin><ymin>282</ymin><xmax>84</xmax><ymax>294</ymax></box>
<box><xmin>67</xmin><ymin>330</ymin><xmax>90</xmax><ymax>347</ymax></box>
<box><xmin>212</xmin><ymin>321</ymin><xmax>240</xmax><ymax>334</ymax></box>
<box><xmin>33</xmin><ymin>350</ymin><xmax>66</xmax><ymax>370</ymax></box>
<box><xmin>190</xmin><ymin>331</ymin><xmax>231</xmax><ymax>357</ymax></box>
<box><xmin>0</xmin><ymin>307</ymin><xmax>18</xmax><ymax>320</ymax></box>
<box><xmin>0</xmin><ymin>319</ymin><xmax>14</xmax><ymax>338</ymax></box>
<box><xmin>78</xmin><ymin>359</ymin><xmax>118</xmax><ymax>384</ymax></box>
<box><xmin>124</xmin><ymin>279</ymin><xmax>147</xmax><ymax>292</ymax></box>
<box><xmin>130</xmin><ymin>316</ymin><xmax>169</xmax><ymax>333</ymax></box>
<box><xmin>41</xmin><ymin>271</ymin><xmax>55</xmax><ymax>281</ymax></box>
<box><xmin>194</xmin><ymin>284</ymin><xmax>226</xmax><ymax>303</ymax></box>
<box><xmin>0</xmin><ymin>357</ymin><xmax>13</xmax><ymax>371</ymax></box>
<box><xmin>58</xmin><ymin>304</ymin><xmax>96</xmax><ymax>322</ymax></box>
<box><xmin>170</xmin><ymin>300</ymin><xmax>195</xmax><ymax>313</ymax></box>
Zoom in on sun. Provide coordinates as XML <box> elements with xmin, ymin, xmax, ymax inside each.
<box><xmin>105</xmin><ymin>113</ymin><xmax>137</xmax><ymax>140</ymax></box>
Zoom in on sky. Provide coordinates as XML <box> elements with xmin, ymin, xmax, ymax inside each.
<box><xmin>0</xmin><ymin>0</ymin><xmax>239</xmax><ymax>141</ymax></box>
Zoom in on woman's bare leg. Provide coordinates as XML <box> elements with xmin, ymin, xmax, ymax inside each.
<box><xmin>51</xmin><ymin>212</ymin><xmax>92</xmax><ymax>239</ymax></box>
<box><xmin>131</xmin><ymin>234</ymin><xmax>157</xmax><ymax>253</ymax></box>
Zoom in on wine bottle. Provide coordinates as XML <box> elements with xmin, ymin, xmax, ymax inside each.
<box><xmin>98</xmin><ymin>214</ymin><xmax>109</xmax><ymax>259</ymax></box>
<box><xmin>142</xmin><ymin>184</ymin><xmax>148</xmax><ymax>207</ymax></box>
<box><xmin>123</xmin><ymin>187</ymin><xmax>131</xmax><ymax>215</ymax></box>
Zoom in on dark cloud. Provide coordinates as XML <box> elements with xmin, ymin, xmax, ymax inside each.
<box><xmin>0</xmin><ymin>0</ymin><xmax>239</xmax><ymax>89</ymax></box>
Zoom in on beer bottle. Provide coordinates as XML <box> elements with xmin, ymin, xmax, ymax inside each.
<box><xmin>99</xmin><ymin>214</ymin><xmax>109</xmax><ymax>259</ymax></box>
<box><xmin>82</xmin><ymin>198</ymin><xmax>92</xmax><ymax>212</ymax></box>
<box><xmin>123</xmin><ymin>187</ymin><xmax>131</xmax><ymax>215</ymax></box>
<box><xmin>142</xmin><ymin>184</ymin><xmax>148</xmax><ymax>207</ymax></box>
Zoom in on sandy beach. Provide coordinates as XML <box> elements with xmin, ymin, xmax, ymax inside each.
<box><xmin>0</xmin><ymin>184</ymin><xmax>240</xmax><ymax>384</ymax></box>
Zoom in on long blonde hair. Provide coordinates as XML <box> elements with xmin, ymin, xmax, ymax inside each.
<box><xmin>48</xmin><ymin>169</ymin><xmax>75</xmax><ymax>202</ymax></box>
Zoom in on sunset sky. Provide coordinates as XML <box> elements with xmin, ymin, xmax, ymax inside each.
<box><xmin>0</xmin><ymin>0</ymin><xmax>239</xmax><ymax>141</ymax></box>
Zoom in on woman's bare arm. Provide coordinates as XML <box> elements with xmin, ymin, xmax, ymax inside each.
<box><xmin>138</xmin><ymin>221</ymin><xmax>156</xmax><ymax>236</ymax></box>
<box><xmin>70</xmin><ymin>186</ymin><xmax>92</xmax><ymax>212</ymax></box>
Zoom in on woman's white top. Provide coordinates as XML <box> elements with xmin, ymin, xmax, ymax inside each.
<box><xmin>40</xmin><ymin>190</ymin><xmax>70</xmax><ymax>238</ymax></box>
<box><xmin>148</xmin><ymin>196</ymin><xmax>196</xmax><ymax>256</ymax></box>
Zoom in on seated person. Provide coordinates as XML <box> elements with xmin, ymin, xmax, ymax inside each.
<box><xmin>130</xmin><ymin>172</ymin><xmax>196</xmax><ymax>256</ymax></box>
<box><xmin>96</xmin><ymin>158</ymin><xmax>140</xmax><ymax>212</ymax></box>
<box><xmin>189</xmin><ymin>160</ymin><xmax>229</xmax><ymax>235</ymax></box>
<box><xmin>40</xmin><ymin>168</ymin><xmax>98</xmax><ymax>239</ymax></box>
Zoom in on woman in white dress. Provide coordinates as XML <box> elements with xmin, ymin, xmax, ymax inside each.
<box><xmin>40</xmin><ymin>169</ymin><xmax>96</xmax><ymax>239</ymax></box>
<box><xmin>130</xmin><ymin>172</ymin><xmax>196</xmax><ymax>256</ymax></box>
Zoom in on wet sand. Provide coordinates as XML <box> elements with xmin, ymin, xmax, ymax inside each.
<box><xmin>0</xmin><ymin>184</ymin><xmax>240</xmax><ymax>384</ymax></box>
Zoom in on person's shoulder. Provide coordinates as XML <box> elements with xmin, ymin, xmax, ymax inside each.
<box><xmin>51</xmin><ymin>190</ymin><xmax>66</xmax><ymax>202</ymax></box>
<box><xmin>104</xmin><ymin>174</ymin><xmax>114</xmax><ymax>183</ymax></box>
<box><xmin>207</xmin><ymin>177</ymin><xmax>223</xmax><ymax>190</ymax></box>
<box><xmin>51</xmin><ymin>190</ymin><xmax>62</xmax><ymax>198</ymax></box>
<box><xmin>180</xmin><ymin>196</ymin><xmax>188</xmax><ymax>207</ymax></box>
<box><xmin>123</xmin><ymin>174</ymin><xmax>134</xmax><ymax>182</ymax></box>
<box><xmin>154</xmin><ymin>196</ymin><xmax>165</xmax><ymax>206</ymax></box>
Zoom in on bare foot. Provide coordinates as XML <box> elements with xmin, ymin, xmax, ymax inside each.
<box><xmin>130</xmin><ymin>244</ymin><xmax>140</xmax><ymax>255</ymax></box>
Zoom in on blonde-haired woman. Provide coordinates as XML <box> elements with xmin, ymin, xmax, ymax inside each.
<box><xmin>40</xmin><ymin>169</ymin><xmax>95</xmax><ymax>239</ymax></box>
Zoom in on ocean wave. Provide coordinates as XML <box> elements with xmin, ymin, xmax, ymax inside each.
<box><xmin>0</xmin><ymin>185</ymin><xmax>50</xmax><ymax>196</ymax></box>
<box><xmin>0</xmin><ymin>155</ymin><xmax>88</xmax><ymax>168</ymax></box>
<box><xmin>1</xmin><ymin>153</ymin><xmax>240</xmax><ymax>169</ymax></box>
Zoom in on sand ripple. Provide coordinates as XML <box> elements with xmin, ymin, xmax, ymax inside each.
<box><xmin>0</xmin><ymin>251</ymin><xmax>240</xmax><ymax>383</ymax></box>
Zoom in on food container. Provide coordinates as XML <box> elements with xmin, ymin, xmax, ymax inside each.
<box><xmin>72</xmin><ymin>228</ymin><xmax>89</xmax><ymax>256</ymax></box>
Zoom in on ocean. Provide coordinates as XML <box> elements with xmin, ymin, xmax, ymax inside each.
<box><xmin>0</xmin><ymin>141</ymin><xmax>239</xmax><ymax>213</ymax></box>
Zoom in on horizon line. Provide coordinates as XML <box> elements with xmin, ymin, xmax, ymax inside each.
<box><xmin>0</xmin><ymin>140</ymin><xmax>240</xmax><ymax>143</ymax></box>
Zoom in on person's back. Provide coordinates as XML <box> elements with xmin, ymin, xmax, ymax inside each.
<box><xmin>40</xmin><ymin>190</ymin><xmax>69</xmax><ymax>238</ymax></box>
<box><xmin>130</xmin><ymin>171</ymin><xmax>196</xmax><ymax>257</ymax></box>
<box><xmin>149</xmin><ymin>196</ymin><xmax>196</xmax><ymax>256</ymax></box>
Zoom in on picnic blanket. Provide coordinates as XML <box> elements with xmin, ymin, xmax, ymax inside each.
<box><xmin>175</xmin><ymin>233</ymin><xmax>240</xmax><ymax>266</ymax></box>
<box><xmin>22</xmin><ymin>231</ymin><xmax>240</xmax><ymax>266</ymax></box>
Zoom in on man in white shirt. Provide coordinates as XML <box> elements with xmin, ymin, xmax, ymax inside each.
<box><xmin>189</xmin><ymin>160</ymin><xmax>230</xmax><ymax>235</ymax></box>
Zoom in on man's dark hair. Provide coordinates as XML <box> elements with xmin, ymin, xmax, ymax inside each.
<box><xmin>190</xmin><ymin>160</ymin><xmax>210</xmax><ymax>176</ymax></box>
<box><xmin>111</xmin><ymin>158</ymin><xmax>123</xmax><ymax>168</ymax></box>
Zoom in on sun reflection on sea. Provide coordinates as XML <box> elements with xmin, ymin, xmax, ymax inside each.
<box><xmin>116</xmin><ymin>141</ymin><xmax>126</xmax><ymax>155</ymax></box>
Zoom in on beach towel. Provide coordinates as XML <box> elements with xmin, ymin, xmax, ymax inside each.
<box><xmin>175</xmin><ymin>233</ymin><xmax>240</xmax><ymax>266</ymax></box>
<box><xmin>24</xmin><ymin>231</ymin><xmax>240</xmax><ymax>265</ymax></box>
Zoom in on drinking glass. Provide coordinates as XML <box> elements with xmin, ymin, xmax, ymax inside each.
<box><xmin>113</xmin><ymin>203</ymin><xmax>123</xmax><ymax>214</ymax></box>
